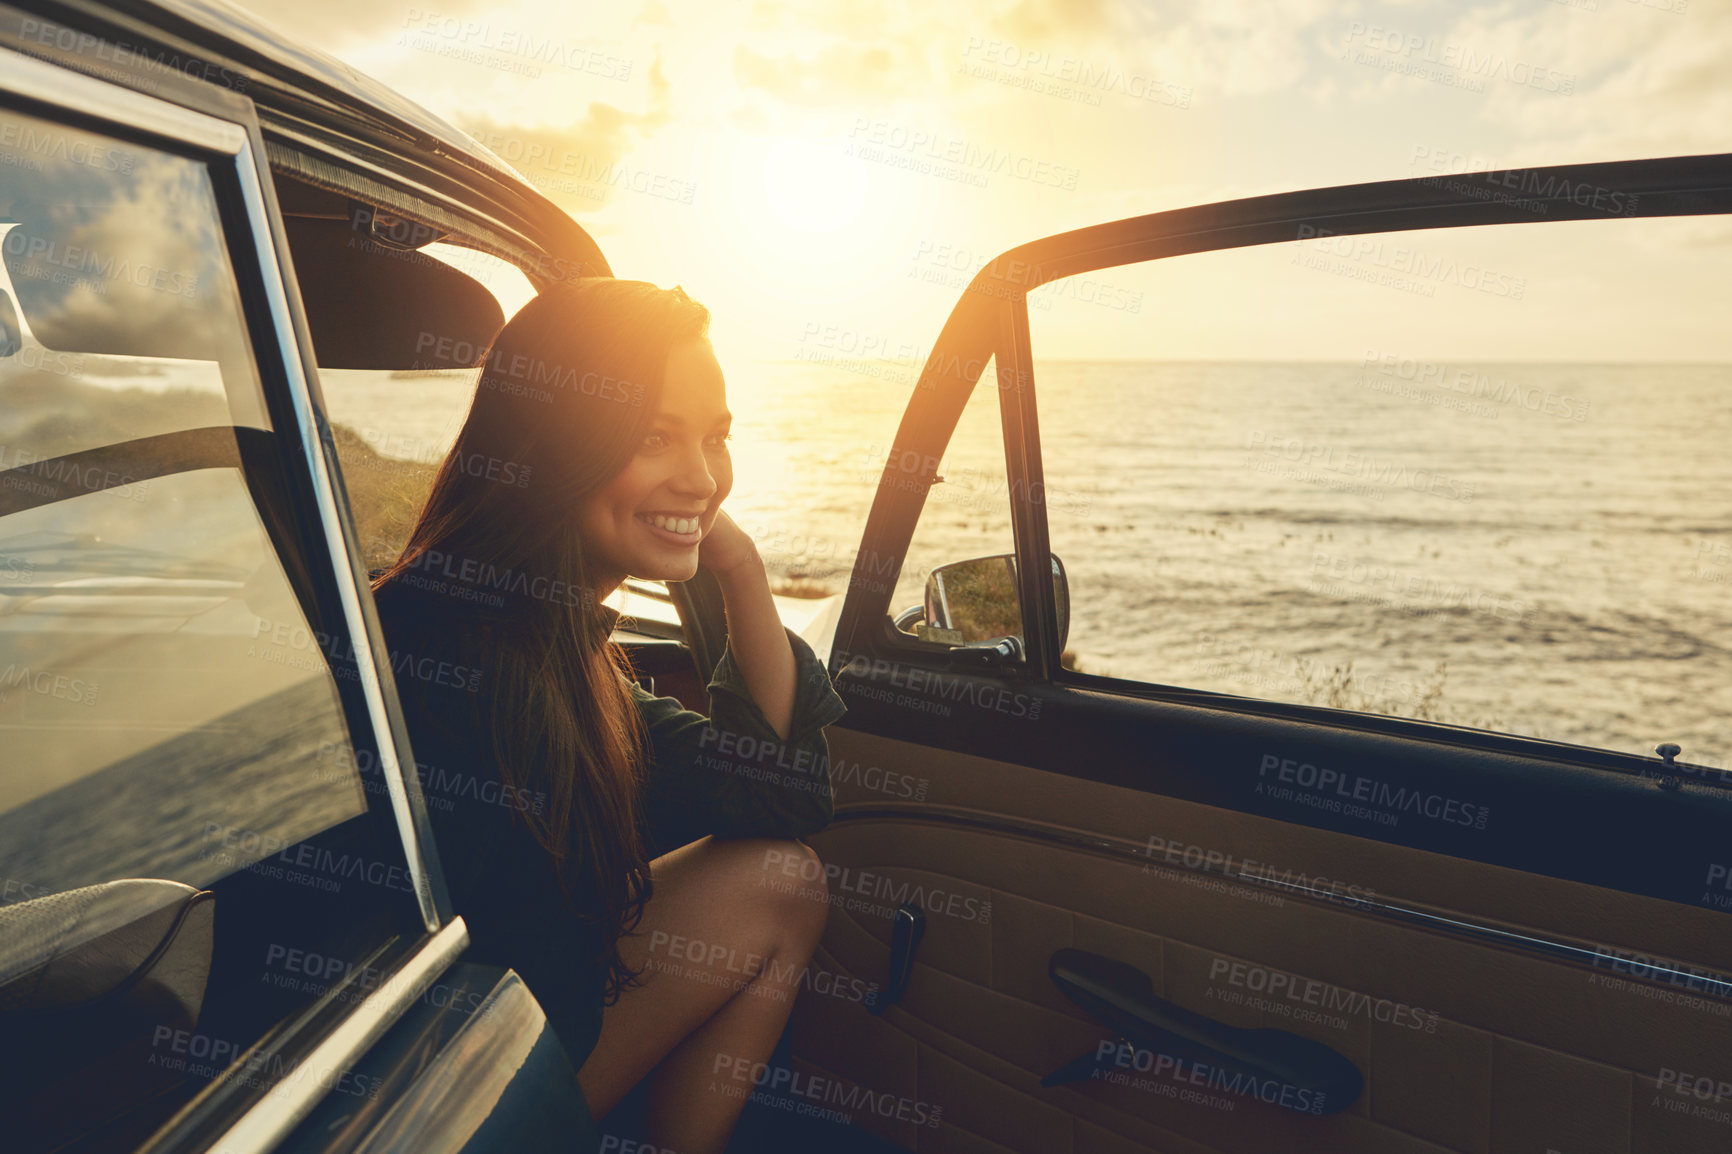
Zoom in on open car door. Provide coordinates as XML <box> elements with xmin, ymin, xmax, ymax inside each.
<box><xmin>793</xmin><ymin>154</ymin><xmax>1732</xmax><ymax>1153</ymax></box>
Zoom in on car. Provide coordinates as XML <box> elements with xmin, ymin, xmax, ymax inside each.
<box><xmin>1</xmin><ymin>0</ymin><xmax>1729</xmax><ymax>1151</ymax></box>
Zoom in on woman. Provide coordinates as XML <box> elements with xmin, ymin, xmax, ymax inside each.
<box><xmin>370</xmin><ymin>279</ymin><xmax>848</xmax><ymax>1153</ymax></box>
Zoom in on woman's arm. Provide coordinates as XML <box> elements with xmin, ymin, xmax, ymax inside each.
<box><xmin>699</xmin><ymin>510</ymin><xmax>794</xmax><ymax>740</ymax></box>
<box><xmin>626</xmin><ymin>510</ymin><xmax>848</xmax><ymax>855</ymax></box>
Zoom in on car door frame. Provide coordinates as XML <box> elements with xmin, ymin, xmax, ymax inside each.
<box><xmin>827</xmin><ymin>152</ymin><xmax>1732</xmax><ymax>993</ymax></box>
<box><xmin>0</xmin><ymin>30</ymin><xmax>487</xmax><ymax>1153</ymax></box>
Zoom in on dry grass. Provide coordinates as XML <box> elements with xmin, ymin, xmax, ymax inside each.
<box><xmin>1291</xmin><ymin>657</ymin><xmax>1505</xmax><ymax>731</ymax></box>
<box><xmin>768</xmin><ymin>575</ymin><xmax>840</xmax><ymax>599</ymax></box>
<box><xmin>327</xmin><ymin>423</ymin><xmax>439</xmax><ymax>572</ymax></box>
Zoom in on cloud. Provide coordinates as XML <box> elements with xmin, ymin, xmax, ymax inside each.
<box><xmin>725</xmin><ymin>0</ymin><xmax>1343</xmax><ymax>124</ymax></box>
<box><xmin>6</xmin><ymin>150</ymin><xmax>250</xmax><ymax>366</ymax></box>
<box><xmin>453</xmin><ymin>53</ymin><xmax>680</xmax><ymax>214</ymax></box>
<box><xmin>1388</xmin><ymin>1</ymin><xmax>1732</xmax><ymax>161</ymax></box>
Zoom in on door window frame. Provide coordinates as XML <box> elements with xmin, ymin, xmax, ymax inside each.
<box><xmin>838</xmin><ymin>152</ymin><xmax>1732</xmax><ymax>778</ymax></box>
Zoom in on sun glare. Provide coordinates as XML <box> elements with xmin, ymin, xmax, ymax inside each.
<box><xmin>762</xmin><ymin>138</ymin><xmax>867</xmax><ymax>232</ymax></box>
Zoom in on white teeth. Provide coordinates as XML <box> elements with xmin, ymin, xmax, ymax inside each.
<box><xmin>645</xmin><ymin>514</ymin><xmax>697</xmax><ymax>534</ymax></box>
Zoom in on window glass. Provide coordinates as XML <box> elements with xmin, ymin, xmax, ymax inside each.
<box><xmin>0</xmin><ymin>107</ymin><xmax>414</xmax><ymax>1152</ymax></box>
<box><xmin>890</xmin><ymin>354</ymin><xmax>1020</xmax><ymax>634</ymax></box>
<box><xmin>321</xmin><ymin>362</ymin><xmax>479</xmax><ymax>573</ymax></box>
<box><xmin>1027</xmin><ymin>216</ymin><xmax>1731</xmax><ymax>763</ymax></box>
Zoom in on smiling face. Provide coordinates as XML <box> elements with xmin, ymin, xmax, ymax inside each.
<box><xmin>576</xmin><ymin>337</ymin><xmax>733</xmax><ymax>591</ymax></box>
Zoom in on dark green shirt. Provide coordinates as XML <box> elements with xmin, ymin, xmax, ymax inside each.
<box><xmin>371</xmin><ymin>577</ymin><xmax>847</xmax><ymax>1119</ymax></box>
<box><xmin>626</xmin><ymin>605</ymin><xmax>849</xmax><ymax>857</ymax></box>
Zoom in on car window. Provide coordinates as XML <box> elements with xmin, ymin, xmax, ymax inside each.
<box><xmin>0</xmin><ymin>102</ymin><xmax>422</xmax><ymax>1151</ymax></box>
<box><xmin>301</xmin><ymin>225</ymin><xmax>533</xmax><ymax>573</ymax></box>
<box><xmin>885</xmin><ymin>354</ymin><xmax>1025</xmax><ymax>644</ymax></box>
<box><xmin>1026</xmin><ymin>214</ymin><xmax>1730</xmax><ymax>765</ymax></box>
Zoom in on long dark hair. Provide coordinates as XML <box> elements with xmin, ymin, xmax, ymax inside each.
<box><xmin>373</xmin><ymin>278</ymin><xmax>711</xmax><ymax>1001</ymax></box>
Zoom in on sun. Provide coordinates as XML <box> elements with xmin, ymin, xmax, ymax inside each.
<box><xmin>708</xmin><ymin>132</ymin><xmax>894</xmax><ymax>284</ymax></box>
<box><xmin>760</xmin><ymin>137</ymin><xmax>868</xmax><ymax>233</ymax></box>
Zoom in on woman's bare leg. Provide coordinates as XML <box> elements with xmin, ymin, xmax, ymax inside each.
<box><xmin>575</xmin><ymin>835</ymin><xmax>830</xmax><ymax>1154</ymax></box>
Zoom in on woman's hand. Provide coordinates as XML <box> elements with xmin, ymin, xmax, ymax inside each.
<box><xmin>698</xmin><ymin>508</ymin><xmax>760</xmax><ymax>577</ymax></box>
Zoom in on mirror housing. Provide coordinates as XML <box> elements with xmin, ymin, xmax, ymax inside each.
<box><xmin>922</xmin><ymin>553</ymin><xmax>1069</xmax><ymax>654</ymax></box>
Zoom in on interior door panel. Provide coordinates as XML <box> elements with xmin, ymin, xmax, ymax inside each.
<box><xmin>796</xmin><ymin>728</ymin><xmax>1732</xmax><ymax>1153</ymax></box>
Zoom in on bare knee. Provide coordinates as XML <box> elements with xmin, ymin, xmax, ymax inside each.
<box><xmin>724</xmin><ymin>837</ymin><xmax>828</xmax><ymax>943</ymax></box>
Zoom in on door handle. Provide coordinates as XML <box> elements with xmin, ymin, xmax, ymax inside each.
<box><xmin>867</xmin><ymin>903</ymin><xmax>925</xmax><ymax>1015</ymax></box>
<box><xmin>1043</xmin><ymin>948</ymin><xmax>1363</xmax><ymax>1116</ymax></box>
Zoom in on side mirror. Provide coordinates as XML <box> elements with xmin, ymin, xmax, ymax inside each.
<box><xmin>922</xmin><ymin>553</ymin><xmax>1069</xmax><ymax>654</ymax></box>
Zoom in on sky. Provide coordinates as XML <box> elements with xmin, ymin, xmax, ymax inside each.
<box><xmin>237</xmin><ymin>0</ymin><xmax>1731</xmax><ymax>364</ymax></box>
